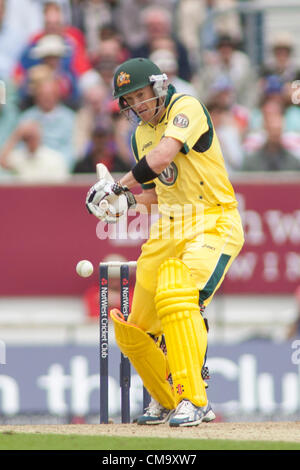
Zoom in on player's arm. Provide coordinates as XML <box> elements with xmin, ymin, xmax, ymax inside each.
<box><xmin>134</xmin><ymin>186</ymin><xmax>158</xmax><ymax>214</ymax></box>
<box><xmin>86</xmin><ymin>137</ymin><xmax>180</xmax><ymax>222</ymax></box>
<box><xmin>0</xmin><ymin>124</ymin><xmax>26</xmax><ymax>169</ymax></box>
<box><xmin>118</xmin><ymin>136</ymin><xmax>182</xmax><ymax>189</ymax></box>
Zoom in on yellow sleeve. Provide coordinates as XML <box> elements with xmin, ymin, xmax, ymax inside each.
<box><xmin>131</xmin><ymin>128</ymin><xmax>156</xmax><ymax>190</ymax></box>
<box><xmin>163</xmin><ymin>96</ymin><xmax>211</xmax><ymax>154</ymax></box>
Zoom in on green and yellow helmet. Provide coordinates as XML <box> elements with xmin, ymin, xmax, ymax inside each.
<box><xmin>113</xmin><ymin>57</ymin><xmax>168</xmax><ymax>106</ymax></box>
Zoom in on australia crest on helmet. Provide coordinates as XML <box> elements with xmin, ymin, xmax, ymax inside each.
<box><xmin>117</xmin><ymin>71</ymin><xmax>131</xmax><ymax>88</ymax></box>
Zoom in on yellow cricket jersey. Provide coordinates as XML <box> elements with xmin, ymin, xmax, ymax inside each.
<box><xmin>131</xmin><ymin>85</ymin><xmax>238</xmax><ymax>216</ymax></box>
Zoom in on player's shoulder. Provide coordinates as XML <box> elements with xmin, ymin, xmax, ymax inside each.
<box><xmin>167</xmin><ymin>92</ymin><xmax>202</xmax><ymax>115</ymax></box>
<box><xmin>165</xmin><ymin>93</ymin><xmax>205</xmax><ymax>126</ymax></box>
<box><xmin>169</xmin><ymin>92</ymin><xmax>200</xmax><ymax>106</ymax></box>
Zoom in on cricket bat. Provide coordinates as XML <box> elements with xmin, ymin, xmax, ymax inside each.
<box><xmin>96</xmin><ymin>163</ymin><xmax>114</xmax><ymax>216</ymax></box>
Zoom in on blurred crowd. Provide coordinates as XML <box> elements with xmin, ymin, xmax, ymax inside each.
<box><xmin>1</xmin><ymin>0</ymin><xmax>300</xmax><ymax>182</ymax></box>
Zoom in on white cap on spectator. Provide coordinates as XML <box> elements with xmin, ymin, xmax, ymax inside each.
<box><xmin>78</xmin><ymin>69</ymin><xmax>104</xmax><ymax>94</ymax></box>
<box><xmin>271</xmin><ymin>32</ymin><xmax>294</xmax><ymax>50</ymax></box>
<box><xmin>31</xmin><ymin>34</ymin><xmax>69</xmax><ymax>59</ymax></box>
<box><xmin>149</xmin><ymin>49</ymin><xmax>177</xmax><ymax>74</ymax></box>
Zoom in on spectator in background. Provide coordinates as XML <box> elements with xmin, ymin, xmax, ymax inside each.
<box><xmin>205</xmin><ymin>75</ymin><xmax>249</xmax><ymax>136</ymax></box>
<box><xmin>205</xmin><ymin>76</ymin><xmax>247</xmax><ymax>173</ymax></box>
<box><xmin>130</xmin><ymin>5</ymin><xmax>193</xmax><ymax>82</ymax></box>
<box><xmin>248</xmin><ymin>77</ymin><xmax>300</xmax><ymax>156</ymax></box>
<box><xmin>175</xmin><ymin>0</ymin><xmax>242</xmax><ymax>67</ymax></box>
<box><xmin>74</xmin><ymin>81</ymin><xmax>112</xmax><ymax>158</ymax></box>
<box><xmin>249</xmin><ymin>75</ymin><xmax>285</xmax><ymax>132</ymax></box>
<box><xmin>208</xmin><ymin>102</ymin><xmax>245</xmax><ymax>173</ymax></box>
<box><xmin>74</xmin><ymin>0</ymin><xmax>113</xmax><ymax>55</ymax></box>
<box><xmin>0</xmin><ymin>82</ymin><xmax>19</xmax><ymax>147</ymax></box>
<box><xmin>197</xmin><ymin>33</ymin><xmax>258</xmax><ymax>109</ymax></box>
<box><xmin>18</xmin><ymin>34</ymin><xmax>80</xmax><ymax>110</ymax></box>
<box><xmin>112</xmin><ymin>0</ymin><xmax>175</xmax><ymax>51</ymax></box>
<box><xmin>70</xmin><ymin>0</ymin><xmax>86</xmax><ymax>33</ymax></box>
<box><xmin>18</xmin><ymin>76</ymin><xmax>76</xmax><ymax>169</ymax></box>
<box><xmin>206</xmin><ymin>92</ymin><xmax>245</xmax><ymax>174</ymax></box>
<box><xmin>259</xmin><ymin>32</ymin><xmax>300</xmax><ymax>88</ymax></box>
<box><xmin>0</xmin><ymin>0</ymin><xmax>30</xmax><ymax>79</ymax></box>
<box><xmin>6</xmin><ymin>0</ymin><xmax>72</xmax><ymax>35</ymax></box>
<box><xmin>73</xmin><ymin>123</ymin><xmax>131</xmax><ymax>174</ymax></box>
<box><xmin>89</xmin><ymin>23</ymin><xmax>130</xmax><ymax>67</ymax></box>
<box><xmin>0</xmin><ymin>0</ymin><xmax>39</xmax><ymax>47</ymax></box>
<box><xmin>23</xmin><ymin>64</ymin><xmax>54</xmax><ymax>105</ymax></box>
<box><xmin>110</xmin><ymin>100</ymin><xmax>136</xmax><ymax>168</ymax></box>
<box><xmin>149</xmin><ymin>48</ymin><xmax>198</xmax><ymax>97</ymax></box>
<box><xmin>242</xmin><ymin>101</ymin><xmax>300</xmax><ymax>172</ymax></box>
<box><xmin>93</xmin><ymin>37</ymin><xmax>125</xmax><ymax>90</ymax></box>
<box><xmin>254</xmin><ymin>35</ymin><xmax>300</xmax><ymax>139</ymax></box>
<box><xmin>13</xmin><ymin>1</ymin><xmax>92</xmax><ymax>95</ymax></box>
<box><xmin>281</xmin><ymin>79</ymin><xmax>300</xmax><ymax>133</ymax></box>
<box><xmin>0</xmin><ymin>120</ymin><xmax>68</xmax><ymax>182</ymax></box>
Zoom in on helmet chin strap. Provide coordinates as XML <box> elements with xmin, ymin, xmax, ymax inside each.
<box><xmin>121</xmin><ymin>95</ymin><xmax>166</xmax><ymax>125</ymax></box>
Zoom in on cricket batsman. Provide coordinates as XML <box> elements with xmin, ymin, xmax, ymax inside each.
<box><xmin>86</xmin><ymin>57</ymin><xmax>244</xmax><ymax>427</ymax></box>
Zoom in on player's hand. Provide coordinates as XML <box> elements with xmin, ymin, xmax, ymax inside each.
<box><xmin>86</xmin><ymin>179</ymin><xmax>112</xmax><ymax>220</ymax></box>
<box><xmin>86</xmin><ymin>180</ymin><xmax>136</xmax><ymax>223</ymax></box>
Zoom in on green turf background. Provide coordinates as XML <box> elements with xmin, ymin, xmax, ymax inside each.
<box><xmin>0</xmin><ymin>433</ymin><xmax>299</xmax><ymax>450</ymax></box>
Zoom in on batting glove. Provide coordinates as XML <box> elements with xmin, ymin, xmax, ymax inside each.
<box><xmin>86</xmin><ymin>180</ymin><xmax>136</xmax><ymax>223</ymax></box>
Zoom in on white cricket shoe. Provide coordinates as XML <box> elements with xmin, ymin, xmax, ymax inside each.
<box><xmin>137</xmin><ymin>398</ymin><xmax>174</xmax><ymax>425</ymax></box>
<box><xmin>169</xmin><ymin>399</ymin><xmax>216</xmax><ymax>427</ymax></box>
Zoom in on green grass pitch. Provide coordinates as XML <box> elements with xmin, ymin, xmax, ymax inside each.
<box><xmin>0</xmin><ymin>432</ymin><xmax>299</xmax><ymax>450</ymax></box>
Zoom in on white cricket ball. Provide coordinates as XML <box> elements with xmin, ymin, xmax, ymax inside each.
<box><xmin>76</xmin><ymin>260</ymin><xmax>94</xmax><ymax>278</ymax></box>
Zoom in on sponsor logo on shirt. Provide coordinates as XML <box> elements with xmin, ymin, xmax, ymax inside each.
<box><xmin>142</xmin><ymin>141</ymin><xmax>153</xmax><ymax>151</ymax></box>
<box><xmin>173</xmin><ymin>113</ymin><xmax>189</xmax><ymax>128</ymax></box>
<box><xmin>158</xmin><ymin>162</ymin><xmax>178</xmax><ymax>186</ymax></box>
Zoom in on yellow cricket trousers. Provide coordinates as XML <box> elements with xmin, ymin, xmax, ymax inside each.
<box><xmin>129</xmin><ymin>205</ymin><xmax>244</xmax><ymax>336</ymax></box>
